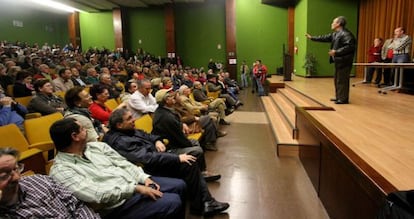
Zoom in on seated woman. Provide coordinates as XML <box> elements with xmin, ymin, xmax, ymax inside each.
<box><xmin>13</xmin><ymin>70</ymin><xmax>34</xmax><ymax>97</ymax></box>
<box><xmin>89</xmin><ymin>84</ymin><xmax>125</xmax><ymax>125</ymax></box>
<box><xmin>27</xmin><ymin>79</ymin><xmax>66</xmax><ymax>115</ymax></box>
<box><xmin>64</xmin><ymin>86</ymin><xmax>107</xmax><ymax>142</ymax></box>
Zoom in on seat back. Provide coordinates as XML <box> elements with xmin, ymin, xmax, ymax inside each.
<box><xmin>54</xmin><ymin>91</ymin><xmax>66</xmax><ymax>99</ymax></box>
<box><xmin>189</xmin><ymin>92</ymin><xmax>196</xmax><ymax>102</ymax></box>
<box><xmin>134</xmin><ymin>114</ymin><xmax>153</xmax><ymax>133</ymax></box>
<box><xmin>105</xmin><ymin>98</ymin><xmax>119</xmax><ymax>111</ymax></box>
<box><xmin>14</xmin><ymin>96</ymin><xmax>33</xmax><ymax>107</ymax></box>
<box><xmin>0</xmin><ymin>124</ymin><xmax>30</xmax><ymax>152</ymax></box>
<box><xmin>24</xmin><ymin>112</ymin><xmax>63</xmax><ymax>145</ymax></box>
<box><xmin>205</xmin><ymin>85</ymin><xmax>220</xmax><ymax>99</ymax></box>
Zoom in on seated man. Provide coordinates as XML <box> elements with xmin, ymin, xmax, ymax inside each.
<box><xmin>0</xmin><ymin>95</ymin><xmax>26</xmax><ymax>132</ymax></box>
<box><xmin>28</xmin><ymin>79</ymin><xmax>66</xmax><ymax>115</ymax></box>
<box><xmin>206</xmin><ymin>74</ymin><xmax>239</xmax><ymax>111</ymax></box>
<box><xmin>49</xmin><ymin>118</ymin><xmax>186</xmax><ymax>219</ymax></box>
<box><xmin>152</xmin><ymin>88</ymin><xmax>223</xmax><ymax>169</ymax></box>
<box><xmin>192</xmin><ymin>81</ymin><xmax>231</xmax><ymax>125</ymax></box>
<box><xmin>0</xmin><ymin>147</ymin><xmax>100</xmax><ymax>218</ymax></box>
<box><xmin>103</xmin><ymin>108</ymin><xmax>229</xmax><ymax>216</ymax></box>
<box><xmin>52</xmin><ymin>68</ymin><xmax>74</xmax><ymax>92</ymax></box>
<box><xmin>127</xmin><ymin>79</ymin><xmax>158</xmax><ymax>119</ymax></box>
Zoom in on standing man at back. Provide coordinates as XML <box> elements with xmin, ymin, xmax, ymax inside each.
<box><xmin>389</xmin><ymin>27</ymin><xmax>411</xmax><ymax>63</ymax></box>
<box><xmin>306</xmin><ymin>16</ymin><xmax>356</xmax><ymax>104</ymax></box>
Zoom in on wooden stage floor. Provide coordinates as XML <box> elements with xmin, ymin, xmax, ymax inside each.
<box><xmin>278</xmin><ymin>75</ymin><xmax>414</xmax><ymax>191</ymax></box>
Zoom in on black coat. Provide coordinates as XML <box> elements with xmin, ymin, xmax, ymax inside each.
<box><xmin>103</xmin><ymin>129</ymin><xmax>180</xmax><ymax>166</ymax></box>
<box><xmin>152</xmin><ymin>105</ymin><xmax>193</xmax><ymax>149</ymax></box>
<box><xmin>311</xmin><ymin>28</ymin><xmax>356</xmax><ymax>67</ymax></box>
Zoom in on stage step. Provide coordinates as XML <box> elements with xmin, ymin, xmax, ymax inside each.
<box><xmin>262</xmin><ymin>84</ymin><xmax>326</xmax><ymax>157</ymax></box>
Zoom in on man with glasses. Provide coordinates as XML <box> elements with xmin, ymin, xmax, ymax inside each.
<box><xmin>0</xmin><ymin>147</ymin><xmax>100</xmax><ymax>218</ymax></box>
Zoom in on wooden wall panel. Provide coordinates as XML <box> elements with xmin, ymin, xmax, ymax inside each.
<box><xmin>113</xmin><ymin>8</ymin><xmax>124</xmax><ymax>50</ymax></box>
<box><xmin>225</xmin><ymin>0</ymin><xmax>237</xmax><ymax>79</ymax></box>
<box><xmin>67</xmin><ymin>12</ymin><xmax>80</xmax><ymax>49</ymax></box>
<box><xmin>165</xmin><ymin>4</ymin><xmax>175</xmax><ymax>54</ymax></box>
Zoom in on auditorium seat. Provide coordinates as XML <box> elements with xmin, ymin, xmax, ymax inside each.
<box><xmin>0</xmin><ymin>124</ymin><xmax>48</xmax><ymax>174</ymax></box>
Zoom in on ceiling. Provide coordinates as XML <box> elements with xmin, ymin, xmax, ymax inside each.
<box><xmin>55</xmin><ymin>0</ymin><xmax>205</xmax><ymax>12</ymax></box>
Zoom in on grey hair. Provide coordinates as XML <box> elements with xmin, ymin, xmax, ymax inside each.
<box><xmin>336</xmin><ymin>16</ymin><xmax>347</xmax><ymax>27</ymax></box>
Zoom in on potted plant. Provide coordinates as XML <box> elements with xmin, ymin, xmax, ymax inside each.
<box><xmin>303</xmin><ymin>53</ymin><xmax>317</xmax><ymax>76</ymax></box>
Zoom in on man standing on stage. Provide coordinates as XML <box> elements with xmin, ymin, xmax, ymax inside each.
<box><xmin>306</xmin><ymin>16</ymin><xmax>356</xmax><ymax>104</ymax></box>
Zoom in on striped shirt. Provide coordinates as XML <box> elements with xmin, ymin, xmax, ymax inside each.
<box><xmin>0</xmin><ymin>174</ymin><xmax>100</xmax><ymax>219</ymax></box>
<box><xmin>49</xmin><ymin>142</ymin><xmax>151</xmax><ymax>212</ymax></box>
<box><xmin>390</xmin><ymin>34</ymin><xmax>412</xmax><ymax>54</ymax></box>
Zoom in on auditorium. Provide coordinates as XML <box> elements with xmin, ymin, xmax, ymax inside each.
<box><xmin>0</xmin><ymin>0</ymin><xmax>413</xmax><ymax>218</ymax></box>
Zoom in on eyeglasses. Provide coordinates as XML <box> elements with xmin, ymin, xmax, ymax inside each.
<box><xmin>0</xmin><ymin>163</ymin><xmax>24</xmax><ymax>182</ymax></box>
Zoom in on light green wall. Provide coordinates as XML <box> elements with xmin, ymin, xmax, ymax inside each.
<box><xmin>236</xmin><ymin>0</ymin><xmax>288</xmax><ymax>77</ymax></box>
<box><xmin>0</xmin><ymin>1</ymin><xmax>68</xmax><ymax>46</ymax></box>
<box><xmin>79</xmin><ymin>12</ymin><xmax>115</xmax><ymax>50</ymax></box>
<box><xmin>127</xmin><ymin>8</ymin><xmax>166</xmax><ymax>57</ymax></box>
<box><xmin>293</xmin><ymin>0</ymin><xmax>308</xmax><ymax>76</ymax></box>
<box><xmin>294</xmin><ymin>0</ymin><xmax>358</xmax><ymax>77</ymax></box>
<box><xmin>175</xmin><ymin>0</ymin><xmax>226</xmax><ymax>70</ymax></box>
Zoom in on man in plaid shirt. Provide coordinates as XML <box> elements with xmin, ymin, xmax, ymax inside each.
<box><xmin>0</xmin><ymin>147</ymin><xmax>100</xmax><ymax>218</ymax></box>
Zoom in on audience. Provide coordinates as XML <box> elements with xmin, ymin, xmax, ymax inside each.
<box><xmin>104</xmin><ymin>108</ymin><xmax>229</xmax><ymax>216</ymax></box>
<box><xmin>0</xmin><ymin>40</ymin><xmax>244</xmax><ymax>217</ymax></box>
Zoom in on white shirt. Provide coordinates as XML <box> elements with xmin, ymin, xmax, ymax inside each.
<box><xmin>127</xmin><ymin>91</ymin><xmax>158</xmax><ymax>119</ymax></box>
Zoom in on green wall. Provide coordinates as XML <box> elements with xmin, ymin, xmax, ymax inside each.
<box><xmin>175</xmin><ymin>0</ymin><xmax>226</xmax><ymax>69</ymax></box>
<box><xmin>294</xmin><ymin>0</ymin><xmax>358</xmax><ymax>77</ymax></box>
<box><xmin>294</xmin><ymin>0</ymin><xmax>308</xmax><ymax>76</ymax></box>
<box><xmin>79</xmin><ymin>12</ymin><xmax>114</xmax><ymax>51</ymax></box>
<box><xmin>0</xmin><ymin>1</ymin><xmax>68</xmax><ymax>46</ymax></box>
<box><xmin>236</xmin><ymin>0</ymin><xmax>288</xmax><ymax>76</ymax></box>
<box><xmin>127</xmin><ymin>8</ymin><xmax>166</xmax><ymax>57</ymax></box>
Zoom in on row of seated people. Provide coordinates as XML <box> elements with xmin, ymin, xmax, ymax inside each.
<box><xmin>4</xmin><ymin>66</ymin><xmax>123</xmax><ymax>99</ymax></box>
<box><xmin>0</xmin><ymin>72</ymin><xmax>240</xmax><ymax>218</ymax></box>
<box><xmin>0</xmin><ymin>92</ymin><xmax>230</xmax><ymax>217</ymax></box>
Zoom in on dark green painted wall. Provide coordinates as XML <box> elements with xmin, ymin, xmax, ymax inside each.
<box><xmin>0</xmin><ymin>1</ymin><xmax>68</xmax><ymax>46</ymax></box>
<box><xmin>127</xmin><ymin>8</ymin><xmax>166</xmax><ymax>57</ymax></box>
<box><xmin>175</xmin><ymin>1</ymin><xmax>227</xmax><ymax>70</ymax></box>
<box><xmin>236</xmin><ymin>0</ymin><xmax>288</xmax><ymax>77</ymax></box>
<box><xmin>79</xmin><ymin>12</ymin><xmax>115</xmax><ymax>51</ymax></box>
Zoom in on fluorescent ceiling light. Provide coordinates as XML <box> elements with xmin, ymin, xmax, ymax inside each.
<box><xmin>30</xmin><ymin>0</ymin><xmax>81</xmax><ymax>13</ymax></box>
